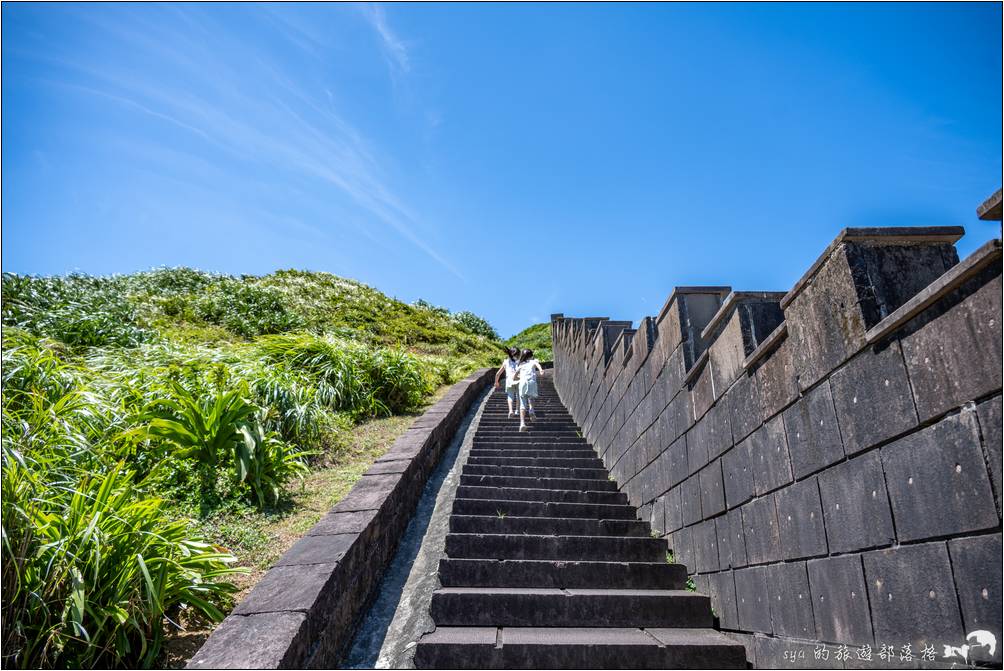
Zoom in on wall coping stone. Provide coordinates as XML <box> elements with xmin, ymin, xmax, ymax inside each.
<box><xmin>683</xmin><ymin>348</ymin><xmax>710</xmax><ymax>388</ymax></box>
<box><xmin>741</xmin><ymin>322</ymin><xmax>788</xmax><ymax>371</ymax></box>
<box><xmin>865</xmin><ymin>238</ymin><xmax>1003</xmax><ymax>344</ymax></box>
<box><xmin>655</xmin><ymin>285</ymin><xmax>731</xmax><ymax>326</ymax></box>
<box><xmin>700</xmin><ymin>291</ymin><xmax>788</xmax><ymax>342</ymax></box>
<box><xmin>779</xmin><ymin>226</ymin><xmax>965</xmax><ymax>309</ymax></box>
<box><xmin>187</xmin><ymin>367</ymin><xmax>494</xmax><ymax>670</ymax></box>
<box><xmin>978</xmin><ymin>188</ymin><xmax>1003</xmax><ymax>220</ymax></box>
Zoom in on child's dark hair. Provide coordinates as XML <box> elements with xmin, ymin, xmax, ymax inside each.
<box><xmin>519</xmin><ymin>348</ymin><xmax>534</xmax><ymax>364</ymax></box>
<box><xmin>507</xmin><ymin>347</ymin><xmax>519</xmax><ymax>360</ymax></box>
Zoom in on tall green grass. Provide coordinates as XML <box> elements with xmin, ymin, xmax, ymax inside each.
<box><xmin>1</xmin><ymin>268</ymin><xmax>506</xmax><ymax>668</ymax></box>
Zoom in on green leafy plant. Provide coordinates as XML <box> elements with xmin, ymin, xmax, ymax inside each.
<box><xmin>1</xmin><ymin>405</ymin><xmax>240</xmax><ymax>668</ymax></box>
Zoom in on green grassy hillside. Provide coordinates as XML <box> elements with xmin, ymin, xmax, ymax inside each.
<box><xmin>1</xmin><ymin>268</ymin><xmax>504</xmax><ymax>669</ymax></box>
<box><xmin>506</xmin><ymin>322</ymin><xmax>553</xmax><ymax>363</ymax></box>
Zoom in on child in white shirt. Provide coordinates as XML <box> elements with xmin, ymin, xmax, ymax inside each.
<box><xmin>514</xmin><ymin>349</ymin><xmax>544</xmax><ymax>432</ymax></box>
<box><xmin>493</xmin><ymin>347</ymin><xmax>520</xmax><ymax>417</ymax></box>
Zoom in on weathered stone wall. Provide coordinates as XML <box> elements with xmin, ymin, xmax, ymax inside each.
<box><xmin>551</xmin><ymin>228</ymin><xmax>1002</xmax><ymax>667</ymax></box>
<box><xmin>188</xmin><ymin>368</ymin><xmax>494</xmax><ymax>670</ymax></box>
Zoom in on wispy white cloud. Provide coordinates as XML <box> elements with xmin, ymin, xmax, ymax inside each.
<box><xmin>359</xmin><ymin>4</ymin><xmax>410</xmax><ymax>75</ymax></box>
<box><xmin>34</xmin><ymin>5</ymin><xmax>462</xmax><ymax>279</ymax></box>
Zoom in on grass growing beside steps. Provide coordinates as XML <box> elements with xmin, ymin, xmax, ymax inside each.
<box><xmin>161</xmin><ymin>386</ymin><xmax>450</xmax><ymax>667</ymax></box>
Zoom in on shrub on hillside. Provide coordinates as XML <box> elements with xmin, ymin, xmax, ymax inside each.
<box><xmin>193</xmin><ymin>280</ymin><xmax>302</xmax><ymax>338</ymax></box>
<box><xmin>256</xmin><ymin>333</ymin><xmax>430</xmax><ymax>418</ymax></box>
<box><xmin>507</xmin><ymin>322</ymin><xmax>553</xmax><ymax>362</ymax></box>
<box><xmin>451</xmin><ymin>310</ymin><xmax>499</xmax><ymax>340</ymax></box>
<box><xmin>1</xmin><ymin>273</ymin><xmax>150</xmax><ymax>348</ymax></box>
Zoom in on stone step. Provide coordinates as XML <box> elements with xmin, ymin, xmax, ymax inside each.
<box><xmin>469</xmin><ymin>448</ymin><xmax>598</xmax><ymax>459</ymax></box>
<box><xmin>455</xmin><ymin>485</ymin><xmax>627</xmax><ymax>505</ymax></box>
<box><xmin>448</xmin><ymin>514</ymin><xmax>648</xmax><ymax>536</ymax></box>
<box><xmin>473</xmin><ymin>435</ymin><xmax>586</xmax><ymax>439</ymax></box>
<box><xmin>414</xmin><ymin>627</ymin><xmax>747</xmax><ymax>669</ymax></box>
<box><xmin>452</xmin><ymin>498</ymin><xmax>638</xmax><ymax>520</ymax></box>
<box><xmin>467</xmin><ymin>456</ymin><xmax>604</xmax><ymax>468</ymax></box>
<box><xmin>438</xmin><ymin>558</ymin><xmax>687</xmax><ymax>589</ymax></box>
<box><xmin>481</xmin><ymin>411</ymin><xmax>573</xmax><ymax>417</ymax></box>
<box><xmin>462</xmin><ymin>464</ymin><xmax>610</xmax><ymax>480</ymax></box>
<box><xmin>459</xmin><ymin>474</ymin><xmax>617</xmax><ymax>492</ymax></box>
<box><xmin>470</xmin><ymin>439</ymin><xmax>588</xmax><ymax>448</ymax></box>
<box><xmin>445</xmin><ymin>533</ymin><xmax>667</xmax><ymax>562</ymax></box>
<box><xmin>480</xmin><ymin>419</ymin><xmax>574</xmax><ymax>424</ymax></box>
<box><xmin>479</xmin><ymin>409</ymin><xmax>574</xmax><ymax>413</ymax></box>
<box><xmin>472</xmin><ymin>438</ymin><xmax>588</xmax><ymax>446</ymax></box>
<box><xmin>429</xmin><ymin>588</ymin><xmax>713</xmax><ymax>628</ymax></box>
<box><xmin>472</xmin><ymin>437</ymin><xmax>589</xmax><ymax>447</ymax></box>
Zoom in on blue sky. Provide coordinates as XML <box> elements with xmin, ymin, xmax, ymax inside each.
<box><xmin>3</xmin><ymin>3</ymin><xmax>1001</xmax><ymax>338</ymax></box>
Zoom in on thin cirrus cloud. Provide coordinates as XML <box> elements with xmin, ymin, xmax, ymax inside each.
<box><xmin>358</xmin><ymin>3</ymin><xmax>411</xmax><ymax>75</ymax></box>
<box><xmin>24</xmin><ymin>4</ymin><xmax>462</xmax><ymax>280</ymax></box>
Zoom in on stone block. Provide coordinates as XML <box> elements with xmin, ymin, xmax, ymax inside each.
<box><xmin>735</xmin><ymin>566</ymin><xmax>772</xmax><ymax>633</ymax></box>
<box><xmin>332</xmin><ymin>473</ymin><xmax>403</xmax><ymax>512</ymax></box>
<box><xmin>829</xmin><ymin>342</ymin><xmax>918</xmax><ymax>455</ymax></box>
<box><xmin>699</xmin><ymin>459</ymin><xmax>726</xmax><ymax>519</ymax></box>
<box><xmin>667</xmin><ymin>435</ymin><xmax>689</xmax><ymax>487</ymax></box>
<box><xmin>727</xmin><ymin>507</ymin><xmax>748</xmax><ymax>568</ymax></box>
<box><xmin>756</xmin><ymin>338</ymin><xmax>799</xmax><ymax>421</ymax></box>
<box><xmin>716</xmin><ymin>515</ymin><xmax>734</xmax><ymax>569</ymax></box>
<box><xmin>948</xmin><ymin>534</ymin><xmax>1002</xmax><ymax>663</ymax></box>
<box><xmin>784</xmin><ymin>232</ymin><xmax>959</xmax><ymax>390</ymax></box>
<box><xmin>665</xmin><ymin>485</ymin><xmax>683</xmax><ymax>532</ymax></box>
<box><xmin>775</xmin><ymin>477</ymin><xmax>828</xmax><ymax>560</ymax></box>
<box><xmin>667</xmin><ymin>388</ymin><xmax>692</xmax><ymax>440</ymax></box>
<box><xmin>806</xmin><ymin>554</ymin><xmax>873</xmax><ymax>646</ymax></box>
<box><xmin>649</xmin><ymin>496</ymin><xmax>666</xmax><ymax>536</ymax></box>
<box><xmin>741</xmin><ymin>496</ymin><xmax>781</xmax><ymax>565</ymax></box>
<box><xmin>901</xmin><ymin>270</ymin><xmax>1002</xmax><ymax>422</ymax></box>
<box><xmin>687</xmin><ymin>424</ymin><xmax>711</xmax><ymax>476</ymax></box>
<box><xmin>749</xmin><ymin>416</ymin><xmax>793</xmax><ymax>495</ymax></box>
<box><xmin>693</xmin><ymin>519</ymin><xmax>720</xmax><ymax>573</ymax></box>
<box><xmin>638</xmin><ymin>502</ymin><xmax>653</xmax><ymax>527</ymax></box>
<box><xmin>308</xmin><ymin>509</ymin><xmax>378</xmax><ymax>536</ymax></box>
<box><xmin>766</xmin><ymin>562</ymin><xmax>816</xmax><ymax>639</ymax></box>
<box><xmin>691</xmin><ymin>400</ymin><xmax>733</xmax><ymax>461</ymax></box>
<box><xmin>977</xmin><ymin>395</ymin><xmax>1002</xmax><ymax>516</ymax></box>
<box><xmin>653</xmin><ymin>343</ymin><xmax>685</xmax><ymax>404</ymax></box>
<box><xmin>681</xmin><ymin>475</ymin><xmax>703</xmax><ymax>526</ymax></box>
<box><xmin>882</xmin><ymin>412</ymin><xmax>997</xmax><ymax>542</ymax></box>
<box><xmin>275</xmin><ymin>533</ymin><xmax>358</xmax><ymax>567</ymax></box>
<box><xmin>722</xmin><ymin>440</ymin><xmax>755</xmax><ymax>509</ymax></box>
<box><xmin>233</xmin><ymin>563</ymin><xmax>339</xmax><ymax>616</ymax></box>
<box><xmin>817</xmin><ymin>451</ymin><xmax>895</xmax><ymax>553</ymax></box>
<box><xmin>691</xmin><ymin>360</ymin><xmax>716</xmax><ymax>422</ymax></box>
<box><xmin>708</xmin><ymin>310</ymin><xmax>751</xmax><ymax>402</ymax></box>
<box><xmin>862</xmin><ymin>543</ymin><xmax>965</xmax><ymax>652</ymax></box>
<box><xmin>672</xmin><ymin>525</ymin><xmax>695</xmax><ymax>573</ymax></box>
<box><xmin>727</xmin><ymin>372</ymin><xmax>763</xmax><ymax>443</ymax></box>
<box><xmin>187</xmin><ymin>612</ymin><xmax>309</xmax><ymax>669</ymax></box>
<box><xmin>783</xmin><ymin>380</ymin><xmax>846</xmax><ymax>479</ymax></box>
<box><xmin>708</xmin><ymin>570</ymin><xmax>740</xmax><ymax>630</ymax></box>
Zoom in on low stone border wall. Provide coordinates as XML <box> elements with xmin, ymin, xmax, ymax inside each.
<box><xmin>188</xmin><ymin>368</ymin><xmax>494</xmax><ymax>669</ymax></box>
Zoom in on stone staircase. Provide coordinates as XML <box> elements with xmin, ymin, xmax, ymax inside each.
<box><xmin>414</xmin><ymin>373</ymin><xmax>747</xmax><ymax>669</ymax></box>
